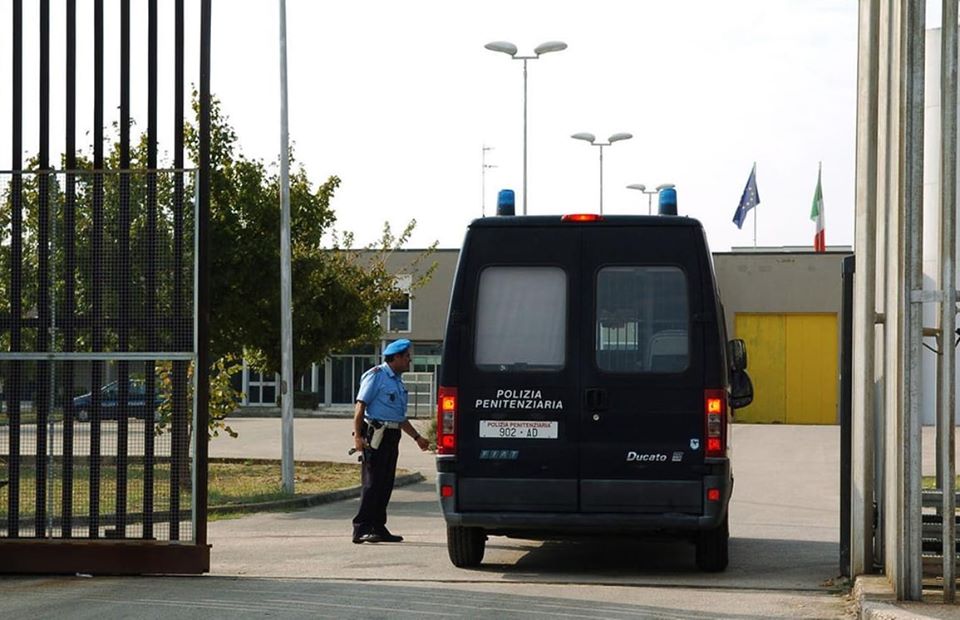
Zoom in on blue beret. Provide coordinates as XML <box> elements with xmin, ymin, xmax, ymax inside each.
<box><xmin>383</xmin><ymin>339</ymin><xmax>411</xmax><ymax>356</ymax></box>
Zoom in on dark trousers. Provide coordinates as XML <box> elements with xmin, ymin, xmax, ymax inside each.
<box><xmin>352</xmin><ymin>427</ymin><xmax>401</xmax><ymax>536</ymax></box>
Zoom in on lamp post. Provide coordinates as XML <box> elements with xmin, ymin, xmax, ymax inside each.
<box><xmin>482</xmin><ymin>145</ymin><xmax>497</xmax><ymax>217</ymax></box>
<box><xmin>571</xmin><ymin>132</ymin><xmax>633</xmax><ymax>214</ymax></box>
<box><xmin>627</xmin><ymin>183</ymin><xmax>674</xmax><ymax>215</ymax></box>
<box><xmin>485</xmin><ymin>40</ymin><xmax>568</xmax><ymax>215</ymax></box>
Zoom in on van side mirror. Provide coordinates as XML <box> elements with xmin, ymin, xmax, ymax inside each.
<box><xmin>728</xmin><ymin>339</ymin><xmax>748</xmax><ymax>371</ymax></box>
<box><xmin>730</xmin><ymin>370</ymin><xmax>753</xmax><ymax>409</ymax></box>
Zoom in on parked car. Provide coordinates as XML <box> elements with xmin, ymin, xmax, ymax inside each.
<box><xmin>72</xmin><ymin>380</ymin><xmax>163</xmax><ymax>422</ymax></box>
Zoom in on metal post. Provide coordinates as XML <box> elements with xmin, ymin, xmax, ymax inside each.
<box><xmin>753</xmin><ymin>163</ymin><xmax>758</xmax><ymax>248</ymax></box>
<box><xmin>841</xmin><ymin>255</ymin><xmax>856</xmax><ymax>577</ymax></box>
<box><xmin>278</xmin><ymin>0</ymin><xmax>295</xmax><ymax>494</ymax></box>
<box><xmin>116</xmin><ymin>0</ymin><xmax>131</xmax><ymax>537</ymax></box>
<box><xmin>900</xmin><ymin>0</ymin><xmax>925</xmax><ymax>600</ymax></box>
<box><xmin>8</xmin><ymin>0</ymin><xmax>23</xmax><ymax>540</ymax></box>
<box><xmin>62</xmin><ymin>0</ymin><xmax>77</xmax><ymax>538</ymax></box>
<box><xmin>144</xmin><ymin>0</ymin><xmax>158</xmax><ymax>541</ymax></box>
<box><xmin>171</xmin><ymin>0</ymin><xmax>186</xmax><ymax>542</ymax></box>
<box><xmin>522</xmin><ymin>58</ymin><xmax>528</xmax><ymax>215</ymax></box>
<box><xmin>34</xmin><ymin>0</ymin><xmax>51</xmax><ymax>539</ymax></box>
<box><xmin>939</xmin><ymin>0</ymin><xmax>958</xmax><ymax>600</ymax></box>
<box><xmin>197</xmin><ymin>0</ymin><xmax>212</xmax><ymax>548</ymax></box>
<box><xmin>598</xmin><ymin>145</ymin><xmax>604</xmax><ymax>215</ymax></box>
<box><xmin>481</xmin><ymin>145</ymin><xmax>495</xmax><ymax>217</ymax></box>
<box><xmin>89</xmin><ymin>0</ymin><xmax>104</xmax><ymax>538</ymax></box>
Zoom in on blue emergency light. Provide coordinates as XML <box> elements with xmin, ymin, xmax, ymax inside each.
<box><xmin>658</xmin><ymin>187</ymin><xmax>678</xmax><ymax>216</ymax></box>
<box><xmin>497</xmin><ymin>189</ymin><xmax>516</xmax><ymax>216</ymax></box>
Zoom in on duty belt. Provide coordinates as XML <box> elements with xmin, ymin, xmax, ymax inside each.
<box><xmin>366</xmin><ymin>418</ymin><xmax>401</xmax><ymax>429</ymax></box>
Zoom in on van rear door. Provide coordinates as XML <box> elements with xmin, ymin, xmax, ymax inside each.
<box><xmin>578</xmin><ymin>224</ymin><xmax>706</xmax><ymax>513</ymax></box>
<box><xmin>454</xmin><ymin>225</ymin><xmax>581</xmax><ymax>512</ymax></box>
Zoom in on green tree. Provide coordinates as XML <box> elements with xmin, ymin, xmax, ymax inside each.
<box><xmin>185</xmin><ymin>95</ymin><xmax>436</xmax><ymax>376</ymax></box>
<box><xmin>1</xmin><ymin>95</ymin><xmax>437</xmax><ymax>412</ymax></box>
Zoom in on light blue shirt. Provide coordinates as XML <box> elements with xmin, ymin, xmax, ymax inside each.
<box><xmin>356</xmin><ymin>362</ymin><xmax>408</xmax><ymax>423</ymax></box>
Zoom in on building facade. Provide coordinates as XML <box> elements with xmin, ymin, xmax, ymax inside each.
<box><xmin>238</xmin><ymin>246</ymin><xmax>851</xmax><ymax>424</ymax></box>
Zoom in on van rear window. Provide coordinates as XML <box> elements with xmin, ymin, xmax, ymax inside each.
<box><xmin>595</xmin><ymin>266</ymin><xmax>689</xmax><ymax>373</ymax></box>
<box><xmin>475</xmin><ymin>266</ymin><xmax>566</xmax><ymax>371</ymax></box>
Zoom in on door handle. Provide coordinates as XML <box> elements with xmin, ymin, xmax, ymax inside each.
<box><xmin>584</xmin><ymin>388</ymin><xmax>608</xmax><ymax>411</ymax></box>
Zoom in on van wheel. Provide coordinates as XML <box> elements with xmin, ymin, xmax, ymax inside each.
<box><xmin>447</xmin><ymin>526</ymin><xmax>485</xmax><ymax>568</ymax></box>
<box><xmin>695</xmin><ymin>515</ymin><xmax>729</xmax><ymax>572</ymax></box>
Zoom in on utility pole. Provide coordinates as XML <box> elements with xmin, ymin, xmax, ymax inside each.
<box><xmin>481</xmin><ymin>145</ymin><xmax>496</xmax><ymax>217</ymax></box>
<box><xmin>278</xmin><ymin>0</ymin><xmax>294</xmax><ymax>493</ymax></box>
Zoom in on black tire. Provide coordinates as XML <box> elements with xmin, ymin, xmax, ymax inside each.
<box><xmin>77</xmin><ymin>409</ymin><xmax>89</xmax><ymax>422</ymax></box>
<box><xmin>695</xmin><ymin>514</ymin><xmax>729</xmax><ymax>572</ymax></box>
<box><xmin>447</xmin><ymin>526</ymin><xmax>485</xmax><ymax>568</ymax></box>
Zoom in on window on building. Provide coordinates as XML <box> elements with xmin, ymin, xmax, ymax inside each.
<box><xmin>388</xmin><ymin>274</ymin><xmax>412</xmax><ymax>332</ymax></box>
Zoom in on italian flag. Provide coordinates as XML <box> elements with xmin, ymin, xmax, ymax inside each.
<box><xmin>810</xmin><ymin>164</ymin><xmax>825</xmax><ymax>253</ymax></box>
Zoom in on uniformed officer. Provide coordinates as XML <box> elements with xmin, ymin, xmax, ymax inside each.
<box><xmin>352</xmin><ymin>338</ymin><xmax>430</xmax><ymax>543</ymax></box>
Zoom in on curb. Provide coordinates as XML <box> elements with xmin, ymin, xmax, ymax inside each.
<box><xmin>208</xmin><ymin>471</ymin><xmax>427</xmax><ymax>516</ymax></box>
<box><xmin>853</xmin><ymin>575</ymin><xmax>940</xmax><ymax>619</ymax></box>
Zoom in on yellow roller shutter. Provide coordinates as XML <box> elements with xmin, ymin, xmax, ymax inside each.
<box><xmin>734</xmin><ymin>314</ymin><xmax>786</xmax><ymax>423</ymax></box>
<box><xmin>785</xmin><ymin>314</ymin><xmax>838</xmax><ymax>424</ymax></box>
<box><xmin>734</xmin><ymin>312</ymin><xmax>838</xmax><ymax>425</ymax></box>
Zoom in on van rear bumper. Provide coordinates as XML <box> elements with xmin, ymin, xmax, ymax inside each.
<box><xmin>441</xmin><ymin>509</ymin><xmax>727</xmax><ymax>535</ymax></box>
<box><xmin>436</xmin><ymin>468</ymin><xmax>731</xmax><ymax>535</ymax></box>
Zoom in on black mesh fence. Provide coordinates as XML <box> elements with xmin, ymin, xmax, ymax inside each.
<box><xmin>0</xmin><ymin>169</ymin><xmax>196</xmax><ymax>542</ymax></box>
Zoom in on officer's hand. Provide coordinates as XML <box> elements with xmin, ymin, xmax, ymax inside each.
<box><xmin>415</xmin><ymin>435</ymin><xmax>430</xmax><ymax>452</ymax></box>
<box><xmin>354</xmin><ymin>434</ymin><xmax>366</xmax><ymax>453</ymax></box>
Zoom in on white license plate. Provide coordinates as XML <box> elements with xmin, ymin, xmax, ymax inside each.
<box><xmin>479</xmin><ymin>420</ymin><xmax>558</xmax><ymax>439</ymax></box>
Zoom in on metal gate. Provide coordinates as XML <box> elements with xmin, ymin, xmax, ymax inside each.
<box><xmin>0</xmin><ymin>0</ymin><xmax>212</xmax><ymax>574</ymax></box>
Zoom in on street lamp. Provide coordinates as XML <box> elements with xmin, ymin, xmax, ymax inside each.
<box><xmin>571</xmin><ymin>132</ymin><xmax>633</xmax><ymax>214</ymax></box>
<box><xmin>485</xmin><ymin>40</ymin><xmax>568</xmax><ymax>215</ymax></box>
<box><xmin>627</xmin><ymin>183</ymin><xmax>674</xmax><ymax>215</ymax></box>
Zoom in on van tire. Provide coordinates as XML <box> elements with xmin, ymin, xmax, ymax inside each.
<box><xmin>695</xmin><ymin>515</ymin><xmax>729</xmax><ymax>572</ymax></box>
<box><xmin>447</xmin><ymin>526</ymin><xmax>485</xmax><ymax>567</ymax></box>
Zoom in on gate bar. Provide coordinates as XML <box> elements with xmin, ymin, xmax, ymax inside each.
<box><xmin>115</xmin><ymin>0</ymin><xmax>131</xmax><ymax>537</ymax></box>
<box><xmin>939</xmin><ymin>0</ymin><xmax>958</xmax><ymax>600</ymax></box>
<box><xmin>171</xmin><ymin>0</ymin><xmax>187</xmax><ymax>541</ymax></box>
<box><xmin>900</xmin><ymin>0</ymin><xmax>926</xmax><ymax>600</ymax></box>
<box><xmin>197</xmin><ymin>0</ymin><xmax>212</xmax><ymax>548</ymax></box>
<box><xmin>7</xmin><ymin>0</ymin><xmax>23</xmax><ymax>540</ymax></box>
<box><xmin>89</xmin><ymin>0</ymin><xmax>104</xmax><ymax>538</ymax></box>
<box><xmin>35</xmin><ymin>0</ymin><xmax>51</xmax><ymax>539</ymax></box>
<box><xmin>143</xmin><ymin>0</ymin><xmax>159</xmax><ymax>541</ymax></box>
<box><xmin>62</xmin><ymin>0</ymin><xmax>78</xmax><ymax>538</ymax></box>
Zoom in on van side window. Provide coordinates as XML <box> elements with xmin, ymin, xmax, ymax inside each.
<box><xmin>475</xmin><ymin>266</ymin><xmax>566</xmax><ymax>371</ymax></box>
<box><xmin>596</xmin><ymin>266</ymin><xmax>689</xmax><ymax>373</ymax></box>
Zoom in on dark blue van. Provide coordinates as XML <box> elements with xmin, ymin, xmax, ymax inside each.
<box><xmin>435</xmin><ymin>214</ymin><xmax>753</xmax><ymax>572</ymax></box>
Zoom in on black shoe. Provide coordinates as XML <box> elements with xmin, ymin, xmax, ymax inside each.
<box><xmin>358</xmin><ymin>533</ymin><xmax>383</xmax><ymax>543</ymax></box>
<box><xmin>375</xmin><ymin>529</ymin><xmax>403</xmax><ymax>543</ymax></box>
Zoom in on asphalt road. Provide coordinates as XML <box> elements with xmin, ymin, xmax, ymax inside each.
<box><xmin>0</xmin><ymin>421</ymin><xmax>855</xmax><ymax>618</ymax></box>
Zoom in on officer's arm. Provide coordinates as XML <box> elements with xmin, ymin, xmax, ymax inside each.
<box><xmin>401</xmin><ymin>419</ymin><xmax>430</xmax><ymax>451</ymax></box>
<box><xmin>353</xmin><ymin>400</ymin><xmax>367</xmax><ymax>447</ymax></box>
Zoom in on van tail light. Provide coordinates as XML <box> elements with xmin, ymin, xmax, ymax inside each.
<box><xmin>561</xmin><ymin>213</ymin><xmax>604</xmax><ymax>222</ymax></box>
<box><xmin>437</xmin><ymin>386</ymin><xmax>458</xmax><ymax>455</ymax></box>
<box><xmin>704</xmin><ymin>388</ymin><xmax>726</xmax><ymax>458</ymax></box>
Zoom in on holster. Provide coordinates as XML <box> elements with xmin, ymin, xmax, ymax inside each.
<box><xmin>365</xmin><ymin>419</ymin><xmax>386</xmax><ymax>451</ymax></box>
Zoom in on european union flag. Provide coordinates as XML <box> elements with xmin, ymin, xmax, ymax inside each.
<box><xmin>732</xmin><ymin>164</ymin><xmax>760</xmax><ymax>229</ymax></box>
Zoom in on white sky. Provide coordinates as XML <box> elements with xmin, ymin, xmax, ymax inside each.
<box><xmin>5</xmin><ymin>1</ymin><xmax>944</xmax><ymax>252</ymax></box>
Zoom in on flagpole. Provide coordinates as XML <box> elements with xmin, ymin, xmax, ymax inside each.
<box><xmin>753</xmin><ymin>162</ymin><xmax>757</xmax><ymax>248</ymax></box>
